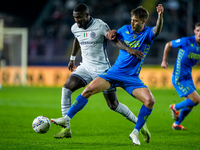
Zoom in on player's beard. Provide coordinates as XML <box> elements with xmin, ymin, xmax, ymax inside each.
<box><xmin>132</xmin><ymin>25</ymin><xmax>142</xmax><ymax>33</ymax></box>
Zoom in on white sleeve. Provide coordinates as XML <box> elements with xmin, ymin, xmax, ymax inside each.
<box><xmin>100</xmin><ymin>21</ymin><xmax>110</xmax><ymax>37</ymax></box>
<box><xmin>71</xmin><ymin>24</ymin><xmax>76</xmax><ymax>37</ymax></box>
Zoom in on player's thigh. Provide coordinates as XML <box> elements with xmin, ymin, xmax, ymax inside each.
<box><xmin>82</xmin><ymin>77</ymin><xmax>111</xmax><ymax>98</ymax></box>
<box><xmin>64</xmin><ymin>75</ymin><xmax>86</xmax><ymax>92</ymax></box>
<box><xmin>64</xmin><ymin>65</ymin><xmax>93</xmax><ymax>91</ymax></box>
<box><xmin>187</xmin><ymin>91</ymin><xmax>200</xmax><ymax>104</ymax></box>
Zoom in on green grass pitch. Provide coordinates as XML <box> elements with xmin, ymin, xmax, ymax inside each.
<box><xmin>0</xmin><ymin>86</ymin><xmax>200</xmax><ymax>150</ymax></box>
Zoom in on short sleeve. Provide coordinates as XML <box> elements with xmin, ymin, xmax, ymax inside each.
<box><xmin>172</xmin><ymin>37</ymin><xmax>187</xmax><ymax>48</ymax></box>
<box><xmin>117</xmin><ymin>26</ymin><xmax>126</xmax><ymax>41</ymax></box>
<box><xmin>100</xmin><ymin>22</ymin><xmax>110</xmax><ymax>37</ymax></box>
<box><xmin>147</xmin><ymin>27</ymin><xmax>156</xmax><ymax>41</ymax></box>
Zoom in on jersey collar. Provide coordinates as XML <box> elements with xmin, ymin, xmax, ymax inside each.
<box><xmin>192</xmin><ymin>35</ymin><xmax>199</xmax><ymax>46</ymax></box>
<box><xmin>83</xmin><ymin>17</ymin><xmax>94</xmax><ymax>29</ymax></box>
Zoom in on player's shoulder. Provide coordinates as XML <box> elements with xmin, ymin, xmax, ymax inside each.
<box><xmin>180</xmin><ymin>36</ymin><xmax>194</xmax><ymax>43</ymax></box>
<box><xmin>173</xmin><ymin>36</ymin><xmax>194</xmax><ymax>46</ymax></box>
<box><xmin>93</xmin><ymin>18</ymin><xmax>109</xmax><ymax>29</ymax></box>
<box><xmin>121</xmin><ymin>24</ymin><xmax>131</xmax><ymax>29</ymax></box>
<box><xmin>187</xmin><ymin>35</ymin><xmax>196</xmax><ymax>42</ymax></box>
<box><xmin>118</xmin><ymin>25</ymin><xmax>131</xmax><ymax>32</ymax></box>
<box><xmin>71</xmin><ymin>23</ymin><xmax>80</xmax><ymax>33</ymax></box>
<box><xmin>94</xmin><ymin>18</ymin><xmax>107</xmax><ymax>25</ymax></box>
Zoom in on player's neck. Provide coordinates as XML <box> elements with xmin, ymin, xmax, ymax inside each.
<box><xmin>83</xmin><ymin>17</ymin><xmax>92</xmax><ymax>29</ymax></box>
<box><xmin>135</xmin><ymin>25</ymin><xmax>145</xmax><ymax>34</ymax></box>
<box><xmin>196</xmin><ymin>38</ymin><xmax>200</xmax><ymax>46</ymax></box>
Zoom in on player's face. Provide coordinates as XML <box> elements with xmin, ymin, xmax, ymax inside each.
<box><xmin>73</xmin><ymin>11</ymin><xmax>89</xmax><ymax>28</ymax></box>
<box><xmin>194</xmin><ymin>26</ymin><xmax>200</xmax><ymax>45</ymax></box>
<box><xmin>131</xmin><ymin>15</ymin><xmax>145</xmax><ymax>33</ymax></box>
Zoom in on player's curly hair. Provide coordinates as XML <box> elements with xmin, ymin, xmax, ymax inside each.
<box><xmin>130</xmin><ymin>6</ymin><xmax>149</xmax><ymax>21</ymax></box>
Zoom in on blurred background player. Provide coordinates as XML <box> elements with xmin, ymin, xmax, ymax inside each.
<box><xmin>161</xmin><ymin>22</ymin><xmax>200</xmax><ymax>130</ymax></box>
<box><xmin>51</xmin><ymin>4</ymin><xmax>164</xmax><ymax>146</ymax></box>
<box><xmin>53</xmin><ymin>3</ymin><xmax>150</xmax><ymax>142</ymax></box>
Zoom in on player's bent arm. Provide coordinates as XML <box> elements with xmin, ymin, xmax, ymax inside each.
<box><xmin>153</xmin><ymin>4</ymin><xmax>164</xmax><ymax>36</ymax></box>
<box><xmin>161</xmin><ymin>41</ymin><xmax>172</xmax><ymax>69</ymax></box>
<box><xmin>68</xmin><ymin>38</ymin><xmax>81</xmax><ymax>71</ymax></box>
<box><xmin>112</xmin><ymin>38</ymin><xmax>144</xmax><ymax>59</ymax></box>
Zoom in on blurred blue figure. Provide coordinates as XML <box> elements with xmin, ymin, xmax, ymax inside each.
<box><xmin>161</xmin><ymin>22</ymin><xmax>200</xmax><ymax>130</ymax></box>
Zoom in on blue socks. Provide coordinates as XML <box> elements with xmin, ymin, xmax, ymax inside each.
<box><xmin>135</xmin><ymin>104</ymin><xmax>152</xmax><ymax>131</ymax></box>
<box><xmin>175</xmin><ymin>107</ymin><xmax>191</xmax><ymax>125</ymax></box>
<box><xmin>67</xmin><ymin>94</ymin><xmax>88</xmax><ymax>119</ymax></box>
<box><xmin>175</xmin><ymin>98</ymin><xmax>195</xmax><ymax>110</ymax></box>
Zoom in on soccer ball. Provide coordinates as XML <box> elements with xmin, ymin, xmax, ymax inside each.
<box><xmin>32</xmin><ymin>116</ymin><xmax>50</xmax><ymax>133</ymax></box>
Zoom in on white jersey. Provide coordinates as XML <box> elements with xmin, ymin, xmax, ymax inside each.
<box><xmin>71</xmin><ymin>18</ymin><xmax>111</xmax><ymax>72</ymax></box>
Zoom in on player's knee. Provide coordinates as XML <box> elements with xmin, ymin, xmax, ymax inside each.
<box><xmin>108</xmin><ymin>102</ymin><xmax>118</xmax><ymax>111</ymax></box>
<box><xmin>145</xmin><ymin>96</ymin><xmax>155</xmax><ymax>108</ymax></box>
<box><xmin>194</xmin><ymin>97</ymin><xmax>200</xmax><ymax>105</ymax></box>
<box><xmin>190</xmin><ymin>94</ymin><xmax>200</xmax><ymax>105</ymax></box>
<box><xmin>82</xmin><ymin>86</ymin><xmax>94</xmax><ymax>98</ymax></box>
<box><xmin>63</xmin><ymin>82</ymin><xmax>75</xmax><ymax>91</ymax></box>
<box><xmin>63</xmin><ymin>76</ymin><xmax>85</xmax><ymax>92</ymax></box>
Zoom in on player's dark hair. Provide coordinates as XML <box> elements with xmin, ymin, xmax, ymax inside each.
<box><xmin>73</xmin><ymin>3</ymin><xmax>89</xmax><ymax>13</ymax></box>
<box><xmin>195</xmin><ymin>22</ymin><xmax>200</xmax><ymax>28</ymax></box>
<box><xmin>130</xmin><ymin>6</ymin><xmax>149</xmax><ymax>20</ymax></box>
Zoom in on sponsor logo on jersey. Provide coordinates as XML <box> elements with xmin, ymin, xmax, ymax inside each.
<box><xmin>90</xmin><ymin>31</ymin><xmax>96</xmax><ymax>38</ymax></box>
<box><xmin>79</xmin><ymin>41</ymin><xmax>97</xmax><ymax>46</ymax></box>
<box><xmin>188</xmin><ymin>52</ymin><xmax>200</xmax><ymax>60</ymax></box>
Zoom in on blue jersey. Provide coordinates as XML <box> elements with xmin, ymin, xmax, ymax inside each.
<box><xmin>172</xmin><ymin>36</ymin><xmax>200</xmax><ymax>81</ymax></box>
<box><xmin>110</xmin><ymin>25</ymin><xmax>156</xmax><ymax>76</ymax></box>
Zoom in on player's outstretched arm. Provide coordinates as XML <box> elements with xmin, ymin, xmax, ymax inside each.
<box><xmin>153</xmin><ymin>4</ymin><xmax>164</xmax><ymax>36</ymax></box>
<box><xmin>161</xmin><ymin>41</ymin><xmax>172</xmax><ymax>69</ymax></box>
<box><xmin>68</xmin><ymin>38</ymin><xmax>80</xmax><ymax>72</ymax></box>
<box><xmin>106</xmin><ymin>30</ymin><xmax>144</xmax><ymax>59</ymax></box>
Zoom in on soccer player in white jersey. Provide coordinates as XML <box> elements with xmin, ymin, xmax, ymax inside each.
<box><xmin>52</xmin><ymin>3</ymin><xmax>150</xmax><ymax>143</ymax></box>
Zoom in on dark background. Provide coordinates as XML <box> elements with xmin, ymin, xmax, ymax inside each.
<box><xmin>0</xmin><ymin>0</ymin><xmax>200</xmax><ymax>66</ymax></box>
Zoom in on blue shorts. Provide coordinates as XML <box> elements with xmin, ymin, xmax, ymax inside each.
<box><xmin>172</xmin><ymin>75</ymin><xmax>196</xmax><ymax>97</ymax></box>
<box><xmin>99</xmin><ymin>69</ymin><xmax>147</xmax><ymax>95</ymax></box>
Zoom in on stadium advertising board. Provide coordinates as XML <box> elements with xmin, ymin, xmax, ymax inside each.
<box><xmin>0</xmin><ymin>67</ymin><xmax>200</xmax><ymax>89</ymax></box>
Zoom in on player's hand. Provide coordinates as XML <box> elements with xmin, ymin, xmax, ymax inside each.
<box><xmin>106</xmin><ymin>30</ymin><xmax>117</xmax><ymax>41</ymax></box>
<box><xmin>161</xmin><ymin>60</ymin><xmax>168</xmax><ymax>69</ymax></box>
<box><xmin>156</xmin><ymin>4</ymin><xmax>164</xmax><ymax>16</ymax></box>
<box><xmin>126</xmin><ymin>48</ymin><xmax>144</xmax><ymax>59</ymax></box>
<box><xmin>68</xmin><ymin>60</ymin><xmax>76</xmax><ymax>72</ymax></box>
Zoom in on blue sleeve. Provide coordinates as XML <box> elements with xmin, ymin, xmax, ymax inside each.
<box><xmin>144</xmin><ymin>27</ymin><xmax>156</xmax><ymax>44</ymax></box>
<box><xmin>172</xmin><ymin>37</ymin><xmax>188</xmax><ymax>48</ymax></box>
<box><xmin>116</xmin><ymin>26</ymin><xmax>126</xmax><ymax>41</ymax></box>
<box><xmin>147</xmin><ymin>27</ymin><xmax>156</xmax><ymax>41</ymax></box>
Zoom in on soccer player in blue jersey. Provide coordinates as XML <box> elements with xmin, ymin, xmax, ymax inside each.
<box><xmin>52</xmin><ymin>3</ymin><xmax>150</xmax><ymax>142</ymax></box>
<box><xmin>161</xmin><ymin>22</ymin><xmax>200</xmax><ymax>130</ymax></box>
<box><xmin>51</xmin><ymin>4</ymin><xmax>164</xmax><ymax>145</ymax></box>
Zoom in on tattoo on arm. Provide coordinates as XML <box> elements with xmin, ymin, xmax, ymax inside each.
<box><xmin>153</xmin><ymin>15</ymin><xmax>163</xmax><ymax>36</ymax></box>
<box><xmin>113</xmin><ymin>39</ymin><xmax>129</xmax><ymax>50</ymax></box>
